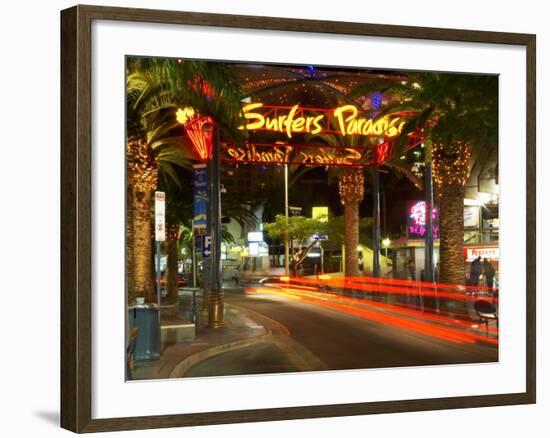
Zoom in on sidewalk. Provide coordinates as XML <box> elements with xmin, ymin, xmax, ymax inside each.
<box><xmin>131</xmin><ymin>289</ymin><xmax>271</xmax><ymax>380</ymax></box>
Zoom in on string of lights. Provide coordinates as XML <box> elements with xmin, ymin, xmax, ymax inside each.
<box><xmin>166</xmin><ymin>223</ymin><xmax>181</xmax><ymax>242</ymax></box>
<box><xmin>339</xmin><ymin>168</ymin><xmax>365</xmax><ymax>204</ymax></box>
<box><xmin>432</xmin><ymin>141</ymin><xmax>472</xmax><ymax>188</ymax></box>
<box><xmin>126</xmin><ymin>134</ymin><xmax>159</xmax><ymax>193</ymax></box>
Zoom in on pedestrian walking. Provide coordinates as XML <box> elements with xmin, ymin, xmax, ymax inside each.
<box><xmin>469</xmin><ymin>256</ymin><xmax>482</xmax><ymax>286</ymax></box>
<box><xmin>233</xmin><ymin>265</ymin><xmax>240</xmax><ymax>285</ymax></box>
<box><xmin>407</xmin><ymin>260</ymin><xmax>416</xmax><ymax>281</ymax></box>
<box><xmin>483</xmin><ymin>258</ymin><xmax>495</xmax><ymax>289</ymax></box>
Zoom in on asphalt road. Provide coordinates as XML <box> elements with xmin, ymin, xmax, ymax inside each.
<box><xmin>185</xmin><ymin>287</ymin><xmax>498</xmax><ymax>377</ymax></box>
<box><xmin>186</xmin><ymin>342</ymin><xmax>299</xmax><ymax>377</ymax></box>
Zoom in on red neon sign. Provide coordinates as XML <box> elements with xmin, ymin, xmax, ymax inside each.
<box><xmin>177</xmin><ymin>103</ymin><xmax>426</xmax><ymax>166</ymax></box>
<box><xmin>185</xmin><ymin>115</ymin><xmax>215</xmax><ymax>161</ymax></box>
<box><xmin>221</xmin><ymin>131</ymin><xmax>423</xmax><ymax>168</ymax></box>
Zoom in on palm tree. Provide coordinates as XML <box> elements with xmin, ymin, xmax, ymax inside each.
<box><xmin>306</xmin><ymin>131</ymin><xmax>374</xmax><ymax>276</ymax></box>
<box><xmin>351</xmin><ymin>73</ymin><xmax>498</xmax><ymax>284</ymax></box>
<box><xmin>164</xmin><ymin>223</ymin><xmax>181</xmax><ymax>303</ymax></box>
<box><xmin>126</xmin><ymin>58</ymin><xmax>245</xmax><ymax>302</ymax></box>
<box><xmin>310</xmin><ymin>120</ymin><xmax>428</xmax><ymax>277</ymax></box>
<box><xmin>126</xmin><ymin>107</ymin><xmax>195</xmax><ymax>303</ymax></box>
<box><xmin>161</xmin><ymin>172</ymin><xmax>257</xmax><ymax>303</ymax></box>
<box><xmin>338</xmin><ymin>168</ymin><xmax>365</xmax><ymax>277</ymax></box>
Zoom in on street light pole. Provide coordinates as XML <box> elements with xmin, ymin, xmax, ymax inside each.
<box><xmin>372</xmin><ymin>168</ymin><xmax>381</xmax><ymax>277</ymax></box>
<box><xmin>208</xmin><ymin>126</ymin><xmax>224</xmax><ymax>327</ymax></box>
<box><xmin>424</xmin><ymin>140</ymin><xmax>435</xmax><ymax>283</ymax></box>
<box><xmin>284</xmin><ymin>163</ymin><xmax>290</xmax><ymax>277</ymax></box>
<box><xmin>191</xmin><ymin>233</ymin><xmax>197</xmax><ymax>288</ymax></box>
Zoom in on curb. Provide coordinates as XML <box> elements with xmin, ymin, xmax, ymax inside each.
<box><xmin>168</xmin><ymin>307</ymin><xmax>272</xmax><ymax>378</ymax></box>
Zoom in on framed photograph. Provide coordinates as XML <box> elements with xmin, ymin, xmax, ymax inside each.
<box><xmin>60</xmin><ymin>4</ymin><xmax>536</xmax><ymax>433</ymax></box>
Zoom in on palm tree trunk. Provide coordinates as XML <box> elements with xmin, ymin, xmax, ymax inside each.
<box><xmin>126</xmin><ymin>183</ymin><xmax>135</xmax><ymax>303</ymax></box>
<box><xmin>339</xmin><ymin>168</ymin><xmax>364</xmax><ymax>278</ymax></box>
<box><xmin>127</xmin><ymin>129</ymin><xmax>158</xmax><ymax>303</ymax></box>
<box><xmin>433</xmin><ymin>142</ymin><xmax>471</xmax><ymax>286</ymax></box>
<box><xmin>438</xmin><ymin>183</ymin><xmax>466</xmax><ymax>285</ymax></box>
<box><xmin>344</xmin><ymin>201</ymin><xmax>360</xmax><ymax>277</ymax></box>
<box><xmin>133</xmin><ymin>187</ymin><xmax>155</xmax><ymax>302</ymax></box>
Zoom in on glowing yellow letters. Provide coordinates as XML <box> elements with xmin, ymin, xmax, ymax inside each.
<box><xmin>222</xmin><ymin>143</ymin><xmax>372</xmax><ymax>167</ymax></box>
<box><xmin>333</xmin><ymin>105</ymin><xmax>406</xmax><ymax>137</ymax></box>
<box><xmin>240</xmin><ymin>103</ymin><xmax>323</xmax><ymax>139</ymax></box>
<box><xmin>239</xmin><ymin>103</ymin><xmax>404</xmax><ymax>139</ymax></box>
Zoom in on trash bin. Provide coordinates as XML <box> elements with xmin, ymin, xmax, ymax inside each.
<box><xmin>127</xmin><ymin>304</ymin><xmax>160</xmax><ymax>361</ymax></box>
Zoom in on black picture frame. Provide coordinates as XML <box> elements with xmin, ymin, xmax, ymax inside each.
<box><xmin>60</xmin><ymin>4</ymin><xmax>536</xmax><ymax>433</ymax></box>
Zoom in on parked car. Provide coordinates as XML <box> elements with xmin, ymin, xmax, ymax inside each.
<box><xmin>159</xmin><ymin>273</ymin><xmax>188</xmax><ymax>287</ymax></box>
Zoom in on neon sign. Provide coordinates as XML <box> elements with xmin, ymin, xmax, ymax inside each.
<box><xmin>221</xmin><ymin>142</ymin><xmax>378</xmax><ymax>167</ymax></box>
<box><xmin>409</xmin><ymin>201</ymin><xmax>437</xmax><ymax>226</ymax></box>
<box><xmin>177</xmin><ymin>107</ymin><xmax>214</xmax><ymax>161</ymax></box>
<box><xmin>238</xmin><ymin>103</ymin><xmax>406</xmax><ymax>139</ymax></box>
<box><xmin>407</xmin><ymin>201</ymin><xmax>439</xmax><ymax>239</ymax></box>
<box><xmin>177</xmin><ymin>103</ymin><xmax>425</xmax><ymax>167</ymax></box>
<box><xmin>176</xmin><ymin>107</ymin><xmax>196</xmax><ymax>124</ymax></box>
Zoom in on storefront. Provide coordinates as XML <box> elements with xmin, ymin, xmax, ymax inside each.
<box><xmin>464</xmin><ymin>244</ymin><xmax>499</xmax><ymax>287</ymax></box>
<box><xmin>390</xmin><ymin>239</ymin><xmax>440</xmax><ymax>281</ymax></box>
<box><xmin>390</xmin><ymin>199</ymin><xmax>498</xmax><ymax>284</ymax></box>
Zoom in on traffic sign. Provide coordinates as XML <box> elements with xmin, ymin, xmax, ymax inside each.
<box><xmin>289</xmin><ymin>206</ymin><xmax>302</xmax><ymax>216</ymax></box>
<box><xmin>312</xmin><ymin>232</ymin><xmax>328</xmax><ymax>241</ymax></box>
<box><xmin>202</xmin><ymin>235</ymin><xmax>212</xmax><ymax>259</ymax></box>
<box><xmin>154</xmin><ymin>191</ymin><xmax>166</xmax><ymax>241</ymax></box>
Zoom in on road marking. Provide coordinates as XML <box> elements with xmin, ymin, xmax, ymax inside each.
<box><xmin>229</xmin><ymin>303</ymin><xmax>291</xmax><ymax>336</ymax></box>
<box><xmin>270</xmin><ymin>336</ymin><xmax>328</xmax><ymax>371</ymax></box>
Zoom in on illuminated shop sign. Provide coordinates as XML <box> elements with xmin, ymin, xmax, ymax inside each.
<box><xmin>178</xmin><ymin>103</ymin><xmax>425</xmax><ymax>167</ymax></box>
<box><xmin>312</xmin><ymin>206</ymin><xmax>329</xmax><ymax>221</ymax></box>
<box><xmin>407</xmin><ymin>200</ymin><xmax>439</xmax><ymax>239</ymax></box>
<box><xmin>464</xmin><ymin>246</ymin><xmax>499</xmax><ymax>262</ymax></box>
<box><xmin>221</xmin><ymin>141</ymin><xmax>382</xmax><ymax>167</ymax></box>
<box><xmin>239</xmin><ymin>103</ymin><xmax>406</xmax><ymax>139</ymax></box>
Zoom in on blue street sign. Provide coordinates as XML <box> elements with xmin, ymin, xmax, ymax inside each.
<box><xmin>313</xmin><ymin>233</ymin><xmax>328</xmax><ymax>241</ymax></box>
<box><xmin>202</xmin><ymin>235</ymin><xmax>212</xmax><ymax>259</ymax></box>
<box><xmin>193</xmin><ymin>164</ymin><xmax>208</xmax><ymax>230</ymax></box>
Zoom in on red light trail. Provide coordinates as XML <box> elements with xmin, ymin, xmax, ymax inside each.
<box><xmin>245</xmin><ymin>280</ymin><xmax>498</xmax><ymax>346</ymax></box>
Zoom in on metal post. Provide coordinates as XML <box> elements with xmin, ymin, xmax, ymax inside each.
<box><xmin>156</xmin><ymin>240</ymin><xmax>161</xmax><ymax>353</ymax></box>
<box><xmin>478</xmin><ymin>204</ymin><xmax>484</xmax><ymax>243</ymax></box>
<box><xmin>201</xmin><ymin>249</ymin><xmax>210</xmax><ymax>313</ymax></box>
<box><xmin>192</xmin><ymin>289</ymin><xmax>197</xmax><ymax>324</ymax></box>
<box><xmin>424</xmin><ymin>140</ymin><xmax>435</xmax><ymax>283</ymax></box>
<box><xmin>320</xmin><ymin>242</ymin><xmax>324</xmax><ymax>275</ymax></box>
<box><xmin>284</xmin><ymin>163</ymin><xmax>290</xmax><ymax>276</ymax></box>
<box><xmin>372</xmin><ymin>168</ymin><xmax>381</xmax><ymax>277</ymax></box>
<box><xmin>191</xmin><ymin>233</ymin><xmax>197</xmax><ymax>288</ymax></box>
<box><xmin>208</xmin><ymin>126</ymin><xmax>224</xmax><ymax>327</ymax></box>
<box><xmin>156</xmin><ymin>241</ymin><xmax>161</xmax><ymax>306</ymax></box>
<box><xmin>202</xmin><ymin>163</ymin><xmax>211</xmax><ymax>314</ymax></box>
